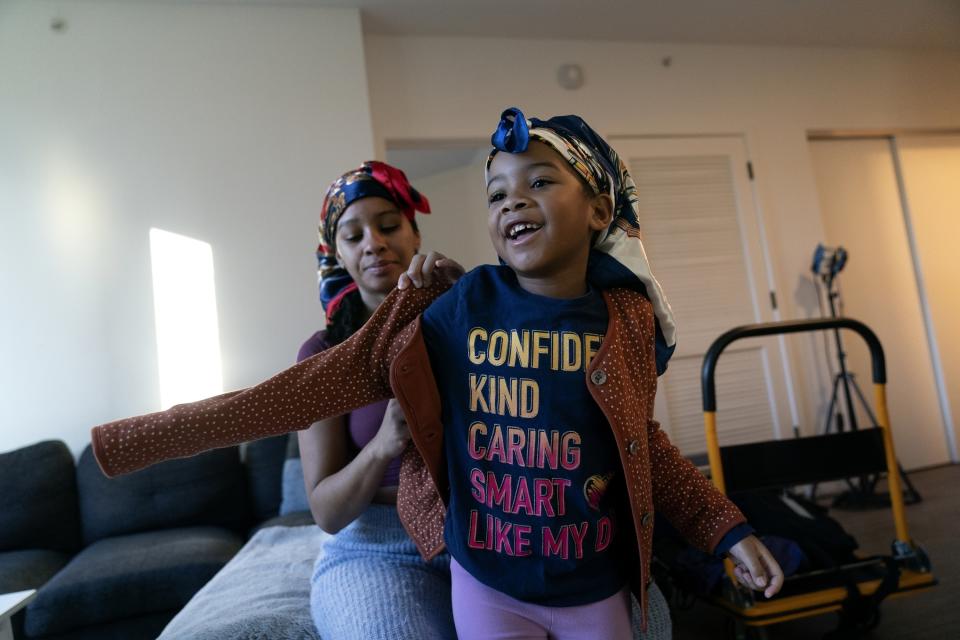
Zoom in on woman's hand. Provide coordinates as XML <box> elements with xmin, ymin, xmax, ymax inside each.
<box><xmin>370</xmin><ymin>399</ymin><xmax>411</xmax><ymax>460</ymax></box>
<box><xmin>729</xmin><ymin>535</ymin><xmax>785</xmax><ymax>598</ymax></box>
<box><xmin>398</xmin><ymin>251</ymin><xmax>465</xmax><ymax>290</ymax></box>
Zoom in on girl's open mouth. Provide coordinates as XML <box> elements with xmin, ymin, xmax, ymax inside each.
<box><xmin>506</xmin><ymin>221</ymin><xmax>543</xmax><ymax>243</ymax></box>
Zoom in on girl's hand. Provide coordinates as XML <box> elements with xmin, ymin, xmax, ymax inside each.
<box><xmin>729</xmin><ymin>535</ymin><xmax>784</xmax><ymax>598</ymax></box>
<box><xmin>398</xmin><ymin>251</ymin><xmax>465</xmax><ymax>290</ymax></box>
<box><xmin>371</xmin><ymin>399</ymin><xmax>411</xmax><ymax>461</ymax></box>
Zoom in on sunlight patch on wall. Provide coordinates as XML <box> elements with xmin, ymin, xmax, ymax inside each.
<box><xmin>149</xmin><ymin>228</ymin><xmax>223</xmax><ymax>409</ymax></box>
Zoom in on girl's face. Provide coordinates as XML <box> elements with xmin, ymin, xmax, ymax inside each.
<box><xmin>485</xmin><ymin>141</ymin><xmax>611</xmax><ymax>295</ymax></box>
<box><xmin>335</xmin><ymin>196</ymin><xmax>420</xmax><ymax>300</ymax></box>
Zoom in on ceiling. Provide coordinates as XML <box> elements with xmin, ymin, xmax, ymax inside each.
<box><xmin>188</xmin><ymin>0</ymin><xmax>960</xmax><ymax>50</ymax></box>
<box><xmin>118</xmin><ymin>1</ymin><xmax>959</xmax><ymax>179</ymax></box>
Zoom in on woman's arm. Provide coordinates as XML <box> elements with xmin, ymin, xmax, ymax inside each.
<box><xmin>299</xmin><ymin>400</ymin><xmax>410</xmax><ymax>533</ymax></box>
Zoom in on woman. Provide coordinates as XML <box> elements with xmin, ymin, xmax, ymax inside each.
<box><xmin>298</xmin><ymin>161</ymin><xmax>459</xmax><ymax>640</ymax></box>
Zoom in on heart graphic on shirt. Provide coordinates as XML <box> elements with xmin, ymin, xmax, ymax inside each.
<box><xmin>583</xmin><ymin>472</ymin><xmax>615</xmax><ymax>511</ymax></box>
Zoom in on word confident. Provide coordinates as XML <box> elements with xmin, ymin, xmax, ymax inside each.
<box><xmin>467</xmin><ymin>328</ymin><xmax>604</xmax><ymax>372</ymax></box>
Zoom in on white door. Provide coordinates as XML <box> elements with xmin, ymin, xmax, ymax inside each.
<box><xmin>809</xmin><ymin>138</ymin><xmax>952</xmax><ymax>470</ymax></box>
<box><xmin>897</xmin><ymin>136</ymin><xmax>960</xmax><ymax>463</ymax></box>
<box><xmin>611</xmin><ymin>136</ymin><xmax>796</xmax><ymax>459</ymax></box>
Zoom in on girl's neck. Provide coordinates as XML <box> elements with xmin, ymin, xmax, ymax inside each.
<box><xmin>513</xmin><ymin>257</ymin><xmax>590</xmax><ymax>299</ymax></box>
<box><xmin>514</xmin><ymin>275</ymin><xmax>589</xmax><ymax>299</ymax></box>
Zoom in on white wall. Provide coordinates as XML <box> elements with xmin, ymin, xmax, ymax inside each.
<box><xmin>0</xmin><ymin>1</ymin><xmax>375</xmax><ymax>454</ymax></box>
<box><xmin>364</xmin><ymin>34</ymin><xmax>960</xmax><ymax>440</ymax></box>
<box><xmin>407</xmin><ymin>153</ymin><xmax>498</xmax><ymax>271</ymax></box>
<box><xmin>3</xmin><ymin>11</ymin><xmax>958</xmax><ymax>458</ymax></box>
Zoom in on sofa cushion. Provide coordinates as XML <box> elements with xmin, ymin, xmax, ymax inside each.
<box><xmin>0</xmin><ymin>440</ymin><xmax>81</xmax><ymax>553</ymax></box>
<box><xmin>76</xmin><ymin>444</ymin><xmax>251</xmax><ymax>544</ymax></box>
<box><xmin>0</xmin><ymin>549</ymin><xmax>71</xmax><ymax>592</ymax></box>
<box><xmin>31</xmin><ymin>611</ymin><xmax>175</xmax><ymax>640</ymax></box>
<box><xmin>280</xmin><ymin>433</ymin><xmax>312</xmax><ymax>516</ymax></box>
<box><xmin>243</xmin><ymin>434</ymin><xmax>288</xmax><ymax>522</ymax></box>
<box><xmin>158</xmin><ymin>525</ymin><xmax>327</xmax><ymax>640</ymax></box>
<box><xmin>23</xmin><ymin>526</ymin><xmax>243</xmax><ymax>637</ymax></box>
<box><xmin>280</xmin><ymin>458</ymin><xmax>311</xmax><ymax>516</ymax></box>
<box><xmin>253</xmin><ymin>510</ymin><xmax>315</xmax><ymax>534</ymax></box>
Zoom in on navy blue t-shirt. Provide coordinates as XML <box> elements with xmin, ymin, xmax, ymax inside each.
<box><xmin>422</xmin><ymin>265</ymin><xmax>627</xmax><ymax>606</ymax></box>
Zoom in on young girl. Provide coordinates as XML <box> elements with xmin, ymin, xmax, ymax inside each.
<box><xmin>397</xmin><ymin>108</ymin><xmax>783</xmax><ymax>639</ymax></box>
<box><xmin>91</xmin><ymin>109</ymin><xmax>782</xmax><ymax>639</ymax></box>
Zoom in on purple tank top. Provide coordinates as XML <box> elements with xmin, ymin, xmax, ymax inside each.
<box><xmin>297</xmin><ymin>331</ymin><xmax>401</xmax><ymax>487</ymax></box>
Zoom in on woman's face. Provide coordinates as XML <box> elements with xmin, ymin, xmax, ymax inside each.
<box><xmin>335</xmin><ymin>196</ymin><xmax>421</xmax><ymax>298</ymax></box>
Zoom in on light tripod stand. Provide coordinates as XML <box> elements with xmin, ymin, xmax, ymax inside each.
<box><xmin>811</xmin><ymin>245</ymin><xmax>921</xmax><ymax>508</ymax></box>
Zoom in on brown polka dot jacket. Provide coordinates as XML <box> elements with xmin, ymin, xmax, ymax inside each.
<box><xmin>91</xmin><ymin>281</ymin><xmax>745</xmax><ymax>627</ymax></box>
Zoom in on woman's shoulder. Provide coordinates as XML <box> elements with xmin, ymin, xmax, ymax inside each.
<box><xmin>297</xmin><ymin>330</ymin><xmax>333</xmax><ymax>363</ymax></box>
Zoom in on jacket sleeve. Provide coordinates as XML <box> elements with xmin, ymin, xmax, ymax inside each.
<box><xmin>91</xmin><ymin>282</ymin><xmax>450</xmax><ymax>477</ymax></box>
<box><xmin>647</xmin><ymin>419</ymin><xmax>747</xmax><ymax>553</ymax></box>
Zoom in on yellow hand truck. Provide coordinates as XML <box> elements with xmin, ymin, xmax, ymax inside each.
<box><xmin>700</xmin><ymin>317</ymin><xmax>936</xmax><ymax>638</ymax></box>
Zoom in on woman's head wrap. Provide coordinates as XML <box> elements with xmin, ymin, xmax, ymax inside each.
<box><xmin>317</xmin><ymin>161</ymin><xmax>430</xmax><ymax>318</ymax></box>
<box><xmin>487</xmin><ymin>107</ymin><xmax>677</xmax><ymax>373</ymax></box>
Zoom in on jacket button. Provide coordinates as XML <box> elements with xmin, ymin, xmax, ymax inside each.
<box><xmin>590</xmin><ymin>369</ymin><xmax>607</xmax><ymax>385</ymax></box>
<box><xmin>641</xmin><ymin>511</ymin><xmax>652</xmax><ymax>527</ymax></box>
<box><xmin>627</xmin><ymin>440</ymin><xmax>640</xmax><ymax>456</ymax></box>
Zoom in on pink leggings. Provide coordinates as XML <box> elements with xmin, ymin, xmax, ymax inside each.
<box><xmin>450</xmin><ymin>558</ymin><xmax>632</xmax><ymax>640</ymax></box>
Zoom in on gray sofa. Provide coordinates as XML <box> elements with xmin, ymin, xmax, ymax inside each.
<box><xmin>0</xmin><ymin>435</ymin><xmax>294</xmax><ymax>639</ymax></box>
<box><xmin>2</xmin><ymin>438</ymin><xmax>673</xmax><ymax>640</ymax></box>
<box><xmin>155</xmin><ymin>438</ymin><xmax>673</xmax><ymax>640</ymax></box>
<box><xmin>159</xmin><ymin>523</ymin><xmax>674</xmax><ymax>640</ymax></box>
<box><xmin>158</xmin><ymin>523</ymin><xmax>325</xmax><ymax>639</ymax></box>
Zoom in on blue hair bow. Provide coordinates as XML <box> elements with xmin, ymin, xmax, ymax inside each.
<box><xmin>491</xmin><ymin>108</ymin><xmax>531</xmax><ymax>153</ymax></box>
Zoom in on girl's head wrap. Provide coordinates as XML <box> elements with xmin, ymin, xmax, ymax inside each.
<box><xmin>317</xmin><ymin>161</ymin><xmax>430</xmax><ymax>318</ymax></box>
<box><xmin>487</xmin><ymin>107</ymin><xmax>677</xmax><ymax>373</ymax></box>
